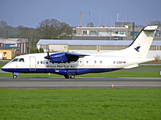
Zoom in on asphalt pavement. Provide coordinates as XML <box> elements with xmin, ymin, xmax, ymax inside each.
<box><xmin>0</xmin><ymin>77</ymin><xmax>161</xmax><ymax>89</ymax></box>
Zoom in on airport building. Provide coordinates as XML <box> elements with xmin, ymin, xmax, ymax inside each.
<box><xmin>73</xmin><ymin>22</ymin><xmax>161</xmax><ymax>40</ymax></box>
<box><xmin>0</xmin><ymin>47</ymin><xmax>15</xmax><ymax>60</ymax></box>
<box><xmin>0</xmin><ymin>38</ymin><xmax>28</xmax><ymax>54</ymax></box>
<box><xmin>73</xmin><ymin>22</ymin><xmax>135</xmax><ymax>40</ymax></box>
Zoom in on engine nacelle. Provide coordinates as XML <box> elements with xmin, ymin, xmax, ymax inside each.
<box><xmin>50</xmin><ymin>53</ymin><xmax>68</xmax><ymax>63</ymax></box>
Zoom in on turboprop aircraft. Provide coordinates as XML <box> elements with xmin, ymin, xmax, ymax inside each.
<box><xmin>1</xmin><ymin>26</ymin><xmax>158</xmax><ymax>79</ymax></box>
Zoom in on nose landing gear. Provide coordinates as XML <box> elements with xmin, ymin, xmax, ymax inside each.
<box><xmin>13</xmin><ymin>75</ymin><xmax>17</xmax><ymax>79</ymax></box>
<box><xmin>12</xmin><ymin>72</ymin><xmax>19</xmax><ymax>79</ymax></box>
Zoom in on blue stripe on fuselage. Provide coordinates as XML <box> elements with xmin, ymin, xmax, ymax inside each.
<box><xmin>1</xmin><ymin>68</ymin><xmax>121</xmax><ymax>75</ymax></box>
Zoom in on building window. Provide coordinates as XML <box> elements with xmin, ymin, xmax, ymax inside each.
<box><xmin>83</xmin><ymin>31</ymin><xmax>87</xmax><ymax>35</ymax></box>
<box><xmin>3</xmin><ymin>52</ymin><xmax>6</xmax><ymax>56</ymax></box>
<box><xmin>91</xmin><ymin>31</ymin><xmax>99</xmax><ymax>35</ymax></box>
<box><xmin>115</xmin><ymin>31</ymin><xmax>126</xmax><ymax>35</ymax></box>
<box><xmin>134</xmin><ymin>31</ymin><xmax>139</xmax><ymax>37</ymax></box>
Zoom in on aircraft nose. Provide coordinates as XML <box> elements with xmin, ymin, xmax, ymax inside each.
<box><xmin>1</xmin><ymin>64</ymin><xmax>8</xmax><ymax>72</ymax></box>
<box><xmin>1</xmin><ymin>66</ymin><xmax>6</xmax><ymax>71</ymax></box>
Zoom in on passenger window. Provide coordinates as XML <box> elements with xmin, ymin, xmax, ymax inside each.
<box><xmin>37</xmin><ymin>61</ymin><xmax>39</xmax><ymax>64</ymax></box>
<box><xmin>95</xmin><ymin>61</ymin><xmax>97</xmax><ymax>64</ymax></box>
<box><xmin>12</xmin><ymin>58</ymin><xmax>18</xmax><ymax>62</ymax></box>
<box><xmin>46</xmin><ymin>62</ymin><xmax>48</xmax><ymax>64</ymax></box>
<box><xmin>100</xmin><ymin>61</ymin><xmax>102</xmax><ymax>64</ymax></box>
<box><xmin>19</xmin><ymin>58</ymin><xmax>24</xmax><ymax>62</ymax></box>
<box><xmin>41</xmin><ymin>61</ymin><xmax>43</xmax><ymax>64</ymax></box>
<box><xmin>86</xmin><ymin>61</ymin><xmax>88</xmax><ymax>64</ymax></box>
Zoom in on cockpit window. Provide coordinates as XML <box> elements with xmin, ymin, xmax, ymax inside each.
<box><xmin>12</xmin><ymin>58</ymin><xmax>25</xmax><ymax>62</ymax></box>
<box><xmin>12</xmin><ymin>58</ymin><xmax>18</xmax><ymax>62</ymax></box>
<box><xmin>19</xmin><ymin>58</ymin><xmax>24</xmax><ymax>62</ymax></box>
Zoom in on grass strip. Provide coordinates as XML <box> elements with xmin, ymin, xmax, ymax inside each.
<box><xmin>0</xmin><ymin>89</ymin><xmax>161</xmax><ymax>120</ymax></box>
<box><xmin>78</xmin><ymin>71</ymin><xmax>161</xmax><ymax>78</ymax></box>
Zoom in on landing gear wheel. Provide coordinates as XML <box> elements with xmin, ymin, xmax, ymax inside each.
<box><xmin>70</xmin><ymin>74</ymin><xmax>75</xmax><ymax>79</ymax></box>
<box><xmin>13</xmin><ymin>75</ymin><xmax>17</xmax><ymax>79</ymax></box>
<box><xmin>64</xmin><ymin>75</ymin><xmax>69</xmax><ymax>79</ymax></box>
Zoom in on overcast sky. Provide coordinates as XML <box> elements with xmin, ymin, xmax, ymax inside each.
<box><xmin>0</xmin><ymin>0</ymin><xmax>161</xmax><ymax>28</ymax></box>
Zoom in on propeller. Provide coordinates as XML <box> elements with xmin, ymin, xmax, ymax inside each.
<box><xmin>44</xmin><ymin>51</ymin><xmax>50</xmax><ymax>59</ymax></box>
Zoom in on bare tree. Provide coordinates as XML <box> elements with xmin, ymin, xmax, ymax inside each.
<box><xmin>37</xmin><ymin>19</ymin><xmax>72</xmax><ymax>39</ymax></box>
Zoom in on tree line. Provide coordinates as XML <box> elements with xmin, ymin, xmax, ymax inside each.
<box><xmin>0</xmin><ymin>19</ymin><xmax>73</xmax><ymax>50</ymax></box>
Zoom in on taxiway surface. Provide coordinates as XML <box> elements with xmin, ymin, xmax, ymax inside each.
<box><xmin>0</xmin><ymin>77</ymin><xmax>161</xmax><ymax>89</ymax></box>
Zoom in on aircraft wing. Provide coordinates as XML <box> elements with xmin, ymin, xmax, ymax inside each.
<box><xmin>65</xmin><ymin>52</ymin><xmax>89</xmax><ymax>62</ymax></box>
<box><xmin>45</xmin><ymin>52</ymin><xmax>89</xmax><ymax>63</ymax></box>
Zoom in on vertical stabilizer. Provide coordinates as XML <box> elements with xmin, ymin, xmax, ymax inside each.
<box><xmin>119</xmin><ymin>26</ymin><xmax>158</xmax><ymax>58</ymax></box>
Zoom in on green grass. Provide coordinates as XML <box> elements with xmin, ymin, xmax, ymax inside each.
<box><xmin>0</xmin><ymin>60</ymin><xmax>9</xmax><ymax>63</ymax></box>
<box><xmin>0</xmin><ymin>89</ymin><xmax>161</xmax><ymax>120</ymax></box>
<box><xmin>137</xmin><ymin>65</ymin><xmax>161</xmax><ymax>69</ymax></box>
<box><xmin>0</xmin><ymin>64</ymin><xmax>5</xmax><ymax>68</ymax></box>
<box><xmin>142</xmin><ymin>61</ymin><xmax>161</xmax><ymax>64</ymax></box>
<box><xmin>78</xmin><ymin>71</ymin><xmax>161</xmax><ymax>78</ymax></box>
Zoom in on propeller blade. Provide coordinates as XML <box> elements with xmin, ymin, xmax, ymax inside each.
<box><xmin>44</xmin><ymin>52</ymin><xmax>50</xmax><ymax>59</ymax></box>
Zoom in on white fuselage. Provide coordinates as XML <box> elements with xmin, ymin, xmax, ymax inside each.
<box><xmin>2</xmin><ymin>52</ymin><xmax>152</xmax><ymax>74</ymax></box>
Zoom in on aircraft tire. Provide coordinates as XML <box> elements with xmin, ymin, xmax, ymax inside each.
<box><xmin>13</xmin><ymin>75</ymin><xmax>17</xmax><ymax>79</ymax></box>
<box><xmin>70</xmin><ymin>74</ymin><xmax>75</xmax><ymax>79</ymax></box>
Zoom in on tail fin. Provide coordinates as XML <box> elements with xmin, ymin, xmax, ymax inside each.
<box><xmin>116</xmin><ymin>26</ymin><xmax>158</xmax><ymax>58</ymax></box>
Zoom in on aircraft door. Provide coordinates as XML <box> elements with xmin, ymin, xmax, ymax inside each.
<box><xmin>30</xmin><ymin>56</ymin><xmax>36</xmax><ymax>71</ymax></box>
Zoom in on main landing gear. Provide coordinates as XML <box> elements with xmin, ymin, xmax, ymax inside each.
<box><xmin>64</xmin><ymin>74</ymin><xmax>75</xmax><ymax>79</ymax></box>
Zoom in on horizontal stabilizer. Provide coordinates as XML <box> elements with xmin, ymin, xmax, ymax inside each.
<box><xmin>123</xmin><ymin>64</ymin><xmax>139</xmax><ymax>69</ymax></box>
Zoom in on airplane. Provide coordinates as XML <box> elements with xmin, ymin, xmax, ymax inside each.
<box><xmin>1</xmin><ymin>26</ymin><xmax>158</xmax><ymax>79</ymax></box>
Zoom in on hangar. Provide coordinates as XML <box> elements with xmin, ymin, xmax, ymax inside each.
<box><xmin>37</xmin><ymin>39</ymin><xmax>161</xmax><ymax>52</ymax></box>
